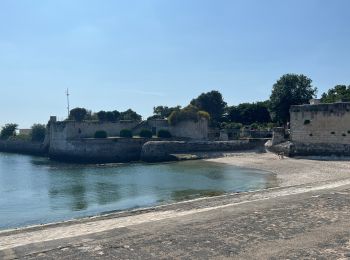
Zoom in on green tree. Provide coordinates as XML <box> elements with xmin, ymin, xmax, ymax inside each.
<box><xmin>153</xmin><ymin>106</ymin><xmax>181</xmax><ymax>119</ymax></box>
<box><xmin>270</xmin><ymin>74</ymin><xmax>317</xmax><ymax>124</ymax></box>
<box><xmin>226</xmin><ymin>101</ymin><xmax>271</xmax><ymax>125</ymax></box>
<box><xmin>69</xmin><ymin>107</ymin><xmax>88</xmax><ymax>122</ymax></box>
<box><xmin>120</xmin><ymin>109</ymin><xmax>142</xmax><ymax>121</ymax></box>
<box><xmin>190</xmin><ymin>90</ymin><xmax>227</xmax><ymax>125</ymax></box>
<box><xmin>31</xmin><ymin>124</ymin><xmax>46</xmax><ymax>142</ymax></box>
<box><xmin>0</xmin><ymin>123</ymin><xmax>18</xmax><ymax>140</ymax></box>
<box><xmin>321</xmin><ymin>85</ymin><xmax>350</xmax><ymax>103</ymax></box>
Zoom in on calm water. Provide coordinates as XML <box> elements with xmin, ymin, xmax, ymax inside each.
<box><xmin>0</xmin><ymin>152</ymin><xmax>277</xmax><ymax>230</ymax></box>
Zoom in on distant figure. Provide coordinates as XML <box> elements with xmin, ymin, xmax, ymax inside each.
<box><xmin>277</xmin><ymin>152</ymin><xmax>284</xmax><ymax>159</ymax></box>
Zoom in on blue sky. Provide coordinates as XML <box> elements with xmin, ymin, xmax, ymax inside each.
<box><xmin>0</xmin><ymin>0</ymin><xmax>350</xmax><ymax>128</ymax></box>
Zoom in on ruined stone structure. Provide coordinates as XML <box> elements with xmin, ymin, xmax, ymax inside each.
<box><xmin>288</xmin><ymin>101</ymin><xmax>350</xmax><ymax>156</ymax></box>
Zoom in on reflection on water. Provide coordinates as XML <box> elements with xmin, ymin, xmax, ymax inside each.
<box><xmin>0</xmin><ymin>153</ymin><xmax>278</xmax><ymax>229</ymax></box>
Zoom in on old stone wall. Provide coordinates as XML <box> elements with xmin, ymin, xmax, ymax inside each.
<box><xmin>141</xmin><ymin>139</ymin><xmax>266</xmax><ymax>162</ymax></box>
<box><xmin>0</xmin><ymin>140</ymin><xmax>47</xmax><ymax>155</ymax></box>
<box><xmin>49</xmin><ymin>138</ymin><xmax>147</xmax><ymax>163</ymax></box>
<box><xmin>49</xmin><ymin>120</ymin><xmax>139</xmax><ymax>141</ymax></box>
<box><xmin>292</xmin><ymin>142</ymin><xmax>350</xmax><ymax>156</ymax></box>
<box><xmin>169</xmin><ymin>118</ymin><xmax>208</xmax><ymax>140</ymax></box>
<box><xmin>144</xmin><ymin>118</ymin><xmax>208</xmax><ymax>140</ymax></box>
<box><xmin>290</xmin><ymin>102</ymin><xmax>350</xmax><ymax>145</ymax></box>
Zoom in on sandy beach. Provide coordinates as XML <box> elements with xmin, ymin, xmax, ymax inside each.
<box><xmin>1</xmin><ymin>152</ymin><xmax>350</xmax><ymax>259</ymax></box>
<box><xmin>207</xmin><ymin>151</ymin><xmax>350</xmax><ymax>186</ymax></box>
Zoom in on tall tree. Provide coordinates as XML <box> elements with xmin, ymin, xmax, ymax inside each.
<box><xmin>69</xmin><ymin>107</ymin><xmax>88</xmax><ymax>122</ymax></box>
<box><xmin>153</xmin><ymin>105</ymin><xmax>181</xmax><ymax>119</ymax></box>
<box><xmin>0</xmin><ymin>123</ymin><xmax>18</xmax><ymax>140</ymax></box>
<box><xmin>226</xmin><ymin>101</ymin><xmax>271</xmax><ymax>125</ymax></box>
<box><xmin>31</xmin><ymin>124</ymin><xmax>46</xmax><ymax>142</ymax></box>
<box><xmin>321</xmin><ymin>85</ymin><xmax>350</xmax><ymax>103</ymax></box>
<box><xmin>190</xmin><ymin>90</ymin><xmax>227</xmax><ymax>125</ymax></box>
<box><xmin>269</xmin><ymin>74</ymin><xmax>317</xmax><ymax>124</ymax></box>
<box><xmin>120</xmin><ymin>109</ymin><xmax>142</xmax><ymax>121</ymax></box>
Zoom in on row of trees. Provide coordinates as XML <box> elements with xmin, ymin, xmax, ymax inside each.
<box><xmin>68</xmin><ymin>108</ymin><xmax>142</xmax><ymax>122</ymax></box>
<box><xmin>150</xmin><ymin>74</ymin><xmax>348</xmax><ymax>128</ymax></box>
<box><xmin>67</xmin><ymin>73</ymin><xmax>340</xmax><ymax>128</ymax></box>
<box><xmin>0</xmin><ymin>124</ymin><xmax>46</xmax><ymax>142</ymax></box>
<box><xmin>3</xmin><ymin>73</ymin><xmax>346</xmax><ymax>135</ymax></box>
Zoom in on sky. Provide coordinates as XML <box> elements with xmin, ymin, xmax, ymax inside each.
<box><xmin>0</xmin><ymin>0</ymin><xmax>350</xmax><ymax>128</ymax></box>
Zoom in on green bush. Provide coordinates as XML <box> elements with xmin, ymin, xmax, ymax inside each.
<box><xmin>31</xmin><ymin>124</ymin><xmax>46</xmax><ymax>142</ymax></box>
<box><xmin>94</xmin><ymin>130</ymin><xmax>107</xmax><ymax>138</ymax></box>
<box><xmin>157</xmin><ymin>129</ymin><xmax>172</xmax><ymax>138</ymax></box>
<box><xmin>168</xmin><ymin>105</ymin><xmax>209</xmax><ymax>126</ymax></box>
<box><xmin>139</xmin><ymin>129</ymin><xmax>152</xmax><ymax>138</ymax></box>
<box><xmin>120</xmin><ymin>129</ymin><xmax>133</xmax><ymax>138</ymax></box>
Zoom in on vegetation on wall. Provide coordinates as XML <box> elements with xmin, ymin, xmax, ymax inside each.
<box><xmin>168</xmin><ymin>105</ymin><xmax>210</xmax><ymax>126</ymax></box>
<box><xmin>69</xmin><ymin>107</ymin><xmax>89</xmax><ymax>122</ymax></box>
<box><xmin>96</xmin><ymin>109</ymin><xmax>142</xmax><ymax>122</ymax></box>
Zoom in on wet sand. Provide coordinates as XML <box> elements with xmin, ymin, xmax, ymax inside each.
<box><xmin>207</xmin><ymin>151</ymin><xmax>350</xmax><ymax>186</ymax></box>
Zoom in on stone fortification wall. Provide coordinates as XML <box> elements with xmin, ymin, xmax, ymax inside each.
<box><xmin>290</xmin><ymin>102</ymin><xmax>350</xmax><ymax>145</ymax></box>
<box><xmin>49</xmin><ymin>138</ymin><xmax>147</xmax><ymax>163</ymax></box>
<box><xmin>0</xmin><ymin>140</ymin><xmax>47</xmax><ymax>155</ymax></box>
<box><xmin>141</xmin><ymin>139</ymin><xmax>265</xmax><ymax>162</ymax></box>
<box><xmin>50</xmin><ymin>120</ymin><xmax>139</xmax><ymax>141</ymax></box>
<box><xmin>144</xmin><ymin>118</ymin><xmax>208</xmax><ymax>140</ymax></box>
<box><xmin>169</xmin><ymin>118</ymin><xmax>208</xmax><ymax>140</ymax></box>
<box><xmin>291</xmin><ymin>142</ymin><xmax>350</xmax><ymax>157</ymax></box>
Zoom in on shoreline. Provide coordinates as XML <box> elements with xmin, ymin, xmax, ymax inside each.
<box><xmin>2</xmin><ymin>151</ymin><xmax>350</xmax><ymax>235</ymax></box>
<box><xmin>1</xmin><ymin>152</ymin><xmax>350</xmax><ymax>258</ymax></box>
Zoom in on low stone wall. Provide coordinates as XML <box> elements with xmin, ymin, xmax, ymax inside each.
<box><xmin>0</xmin><ymin>140</ymin><xmax>47</xmax><ymax>155</ymax></box>
<box><xmin>49</xmin><ymin>138</ymin><xmax>148</xmax><ymax>163</ymax></box>
<box><xmin>141</xmin><ymin>139</ymin><xmax>266</xmax><ymax>162</ymax></box>
<box><xmin>291</xmin><ymin>142</ymin><xmax>350</xmax><ymax>157</ymax></box>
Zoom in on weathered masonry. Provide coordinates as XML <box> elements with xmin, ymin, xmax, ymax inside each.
<box><xmin>289</xmin><ymin>101</ymin><xmax>350</xmax><ymax>156</ymax></box>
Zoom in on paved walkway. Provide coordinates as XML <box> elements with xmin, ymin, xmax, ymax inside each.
<box><xmin>1</xmin><ymin>178</ymin><xmax>350</xmax><ymax>259</ymax></box>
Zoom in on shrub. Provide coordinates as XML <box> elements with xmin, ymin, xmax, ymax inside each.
<box><xmin>139</xmin><ymin>129</ymin><xmax>152</xmax><ymax>138</ymax></box>
<box><xmin>120</xmin><ymin>129</ymin><xmax>133</xmax><ymax>138</ymax></box>
<box><xmin>220</xmin><ymin>122</ymin><xmax>243</xmax><ymax>130</ymax></box>
<box><xmin>94</xmin><ymin>130</ymin><xmax>107</xmax><ymax>138</ymax></box>
<box><xmin>157</xmin><ymin>129</ymin><xmax>172</xmax><ymax>138</ymax></box>
<box><xmin>31</xmin><ymin>124</ymin><xmax>46</xmax><ymax>142</ymax></box>
<box><xmin>168</xmin><ymin>105</ymin><xmax>209</xmax><ymax>126</ymax></box>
